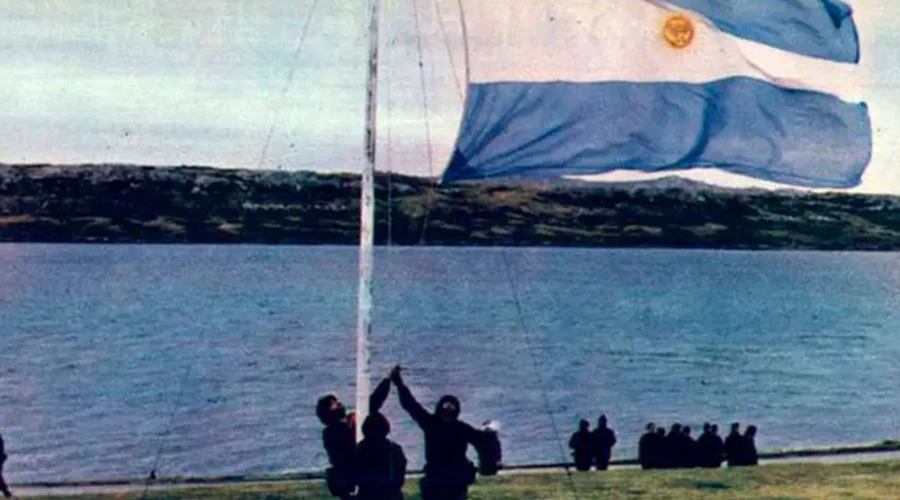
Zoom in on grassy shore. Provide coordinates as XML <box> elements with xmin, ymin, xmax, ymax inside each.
<box><xmin>24</xmin><ymin>460</ymin><xmax>900</xmax><ymax>500</ymax></box>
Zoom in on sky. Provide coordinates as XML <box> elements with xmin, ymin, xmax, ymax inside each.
<box><xmin>1</xmin><ymin>0</ymin><xmax>899</xmax><ymax>193</ymax></box>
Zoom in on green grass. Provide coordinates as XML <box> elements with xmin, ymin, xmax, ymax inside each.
<box><xmin>24</xmin><ymin>461</ymin><xmax>900</xmax><ymax>500</ymax></box>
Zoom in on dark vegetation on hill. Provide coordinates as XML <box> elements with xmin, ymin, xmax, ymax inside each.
<box><xmin>2</xmin><ymin>163</ymin><xmax>900</xmax><ymax>249</ymax></box>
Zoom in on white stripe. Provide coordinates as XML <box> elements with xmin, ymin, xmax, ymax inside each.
<box><xmin>464</xmin><ymin>0</ymin><xmax>863</xmax><ymax>102</ymax></box>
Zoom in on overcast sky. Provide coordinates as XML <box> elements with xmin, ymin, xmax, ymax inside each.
<box><xmin>1</xmin><ymin>0</ymin><xmax>899</xmax><ymax>193</ymax></box>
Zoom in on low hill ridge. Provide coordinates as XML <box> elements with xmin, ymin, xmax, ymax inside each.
<box><xmin>2</xmin><ymin>163</ymin><xmax>900</xmax><ymax>249</ymax></box>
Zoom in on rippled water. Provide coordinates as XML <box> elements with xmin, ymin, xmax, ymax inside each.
<box><xmin>1</xmin><ymin>244</ymin><xmax>899</xmax><ymax>482</ymax></box>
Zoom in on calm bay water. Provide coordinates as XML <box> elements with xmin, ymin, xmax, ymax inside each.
<box><xmin>1</xmin><ymin>244</ymin><xmax>900</xmax><ymax>483</ymax></box>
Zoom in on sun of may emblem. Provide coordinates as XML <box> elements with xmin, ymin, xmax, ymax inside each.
<box><xmin>662</xmin><ymin>13</ymin><xmax>695</xmax><ymax>49</ymax></box>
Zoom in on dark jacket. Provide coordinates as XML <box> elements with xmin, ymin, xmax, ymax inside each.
<box><xmin>322</xmin><ymin>378</ymin><xmax>391</xmax><ymax>470</ymax></box>
<box><xmin>592</xmin><ymin>426</ymin><xmax>616</xmax><ymax>470</ymax></box>
<box><xmin>322</xmin><ymin>378</ymin><xmax>391</xmax><ymax>498</ymax></box>
<box><xmin>697</xmin><ymin>432</ymin><xmax>724</xmax><ymax>468</ymax></box>
<box><xmin>396</xmin><ymin>381</ymin><xmax>488</xmax><ymax>485</ymax></box>
<box><xmin>681</xmin><ymin>434</ymin><xmax>698</xmax><ymax>468</ymax></box>
<box><xmin>724</xmin><ymin>431</ymin><xmax>743</xmax><ymax>466</ymax></box>
<box><xmin>664</xmin><ymin>431</ymin><xmax>683</xmax><ymax>468</ymax></box>
<box><xmin>638</xmin><ymin>431</ymin><xmax>657</xmax><ymax>469</ymax></box>
<box><xmin>353</xmin><ymin>437</ymin><xmax>407</xmax><ymax>500</ymax></box>
<box><xmin>593</xmin><ymin>428</ymin><xmax>617</xmax><ymax>457</ymax></box>
<box><xmin>569</xmin><ymin>430</ymin><xmax>594</xmax><ymax>470</ymax></box>
<box><xmin>740</xmin><ymin>435</ymin><xmax>758</xmax><ymax>466</ymax></box>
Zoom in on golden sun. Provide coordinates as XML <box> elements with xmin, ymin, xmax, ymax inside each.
<box><xmin>663</xmin><ymin>14</ymin><xmax>695</xmax><ymax>49</ymax></box>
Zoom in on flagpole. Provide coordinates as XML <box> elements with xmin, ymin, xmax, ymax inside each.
<box><xmin>355</xmin><ymin>0</ymin><xmax>379</xmax><ymax>443</ymax></box>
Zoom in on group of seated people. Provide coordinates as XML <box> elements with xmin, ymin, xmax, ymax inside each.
<box><xmin>570</xmin><ymin>418</ymin><xmax>759</xmax><ymax>472</ymax></box>
<box><xmin>638</xmin><ymin>422</ymin><xmax>759</xmax><ymax>469</ymax></box>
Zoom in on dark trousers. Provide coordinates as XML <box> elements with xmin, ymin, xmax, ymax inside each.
<box><xmin>357</xmin><ymin>489</ymin><xmax>403</xmax><ymax>500</ymax></box>
<box><xmin>595</xmin><ymin>452</ymin><xmax>611</xmax><ymax>470</ymax></box>
<box><xmin>420</xmin><ymin>477</ymin><xmax>468</xmax><ymax>500</ymax></box>
<box><xmin>325</xmin><ymin>467</ymin><xmax>355</xmax><ymax>500</ymax></box>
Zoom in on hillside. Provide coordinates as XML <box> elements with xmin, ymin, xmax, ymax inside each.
<box><xmin>3</xmin><ymin>163</ymin><xmax>900</xmax><ymax>249</ymax></box>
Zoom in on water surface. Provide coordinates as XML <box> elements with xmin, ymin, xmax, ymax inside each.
<box><xmin>1</xmin><ymin>244</ymin><xmax>899</xmax><ymax>482</ymax></box>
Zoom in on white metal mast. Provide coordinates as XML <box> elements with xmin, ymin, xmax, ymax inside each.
<box><xmin>355</xmin><ymin>0</ymin><xmax>380</xmax><ymax>442</ymax></box>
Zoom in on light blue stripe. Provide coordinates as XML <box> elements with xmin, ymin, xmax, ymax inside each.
<box><xmin>663</xmin><ymin>0</ymin><xmax>859</xmax><ymax>63</ymax></box>
<box><xmin>442</xmin><ymin>78</ymin><xmax>872</xmax><ymax>188</ymax></box>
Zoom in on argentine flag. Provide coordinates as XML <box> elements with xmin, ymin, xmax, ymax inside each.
<box><xmin>442</xmin><ymin>0</ymin><xmax>872</xmax><ymax>189</ymax></box>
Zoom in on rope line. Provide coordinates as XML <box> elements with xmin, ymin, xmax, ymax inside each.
<box><xmin>499</xmin><ymin>250</ymin><xmax>581</xmax><ymax>500</ymax></box>
<box><xmin>433</xmin><ymin>1</ymin><xmax>464</xmax><ymax>102</ymax></box>
<box><xmin>456</xmin><ymin>0</ymin><xmax>472</xmax><ymax>88</ymax></box>
<box><xmin>136</xmin><ymin>15</ymin><xmax>235</xmax><ymax>495</ymax></box>
<box><xmin>383</xmin><ymin>0</ymin><xmax>395</xmax><ymax>249</ymax></box>
<box><xmin>383</xmin><ymin>11</ymin><xmax>401</xmax><ymax>366</ymax></box>
<box><xmin>386</xmin><ymin>63</ymin><xmax>394</xmax><ymax>249</ymax></box>
<box><xmin>408</xmin><ymin>0</ymin><xmax>438</xmax><ymax>246</ymax></box>
<box><xmin>139</xmin><ymin>343</ymin><xmax>197</xmax><ymax>500</ymax></box>
<box><xmin>143</xmin><ymin>1</ymin><xmax>316</xmax><ymax>491</ymax></box>
<box><xmin>255</xmin><ymin>0</ymin><xmax>321</xmax><ymax>170</ymax></box>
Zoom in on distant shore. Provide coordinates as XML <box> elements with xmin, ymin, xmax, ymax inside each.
<box><xmin>4</xmin><ymin>163</ymin><xmax>900</xmax><ymax>249</ymax></box>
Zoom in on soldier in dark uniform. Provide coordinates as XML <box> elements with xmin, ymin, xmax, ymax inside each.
<box><xmin>317</xmin><ymin>370</ymin><xmax>393</xmax><ymax>499</ymax></box>
<box><xmin>392</xmin><ymin>367</ymin><xmax>491</xmax><ymax>500</ymax></box>
<box><xmin>353</xmin><ymin>413</ymin><xmax>407</xmax><ymax>500</ymax></box>
<box><xmin>569</xmin><ymin>420</ymin><xmax>594</xmax><ymax>471</ymax></box>
<box><xmin>682</xmin><ymin>426</ymin><xmax>698</xmax><ymax>468</ymax></box>
<box><xmin>742</xmin><ymin>425</ymin><xmax>759</xmax><ymax>466</ymax></box>
<box><xmin>653</xmin><ymin>427</ymin><xmax>667</xmax><ymax>468</ymax></box>
<box><xmin>638</xmin><ymin>423</ymin><xmax>657</xmax><ymax>470</ymax></box>
<box><xmin>724</xmin><ymin>423</ymin><xmax>743</xmax><ymax>467</ymax></box>
<box><xmin>697</xmin><ymin>423</ymin><xmax>725</xmax><ymax>468</ymax></box>
<box><xmin>665</xmin><ymin>423</ymin><xmax>683</xmax><ymax>468</ymax></box>
<box><xmin>591</xmin><ymin>415</ymin><xmax>617</xmax><ymax>471</ymax></box>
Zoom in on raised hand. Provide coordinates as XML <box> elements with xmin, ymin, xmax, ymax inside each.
<box><xmin>389</xmin><ymin>364</ymin><xmax>403</xmax><ymax>384</ymax></box>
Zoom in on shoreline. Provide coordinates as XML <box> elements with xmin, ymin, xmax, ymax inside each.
<box><xmin>6</xmin><ymin>242</ymin><xmax>900</xmax><ymax>254</ymax></box>
<box><xmin>14</xmin><ymin>458</ymin><xmax>900</xmax><ymax>500</ymax></box>
<box><xmin>11</xmin><ymin>440</ymin><xmax>900</xmax><ymax>492</ymax></box>
<box><xmin>6</xmin><ymin>164</ymin><xmax>900</xmax><ymax>250</ymax></box>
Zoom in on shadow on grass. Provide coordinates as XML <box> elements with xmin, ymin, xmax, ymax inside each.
<box><xmin>691</xmin><ymin>479</ymin><xmax>731</xmax><ymax>491</ymax></box>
